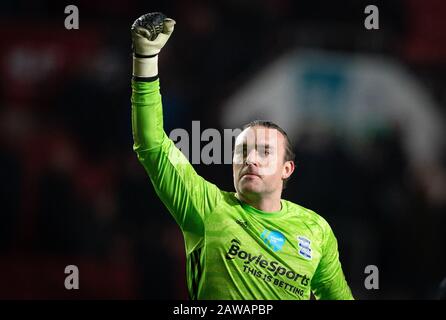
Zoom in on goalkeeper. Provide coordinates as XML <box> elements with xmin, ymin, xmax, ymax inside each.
<box><xmin>131</xmin><ymin>13</ymin><xmax>353</xmax><ymax>300</ymax></box>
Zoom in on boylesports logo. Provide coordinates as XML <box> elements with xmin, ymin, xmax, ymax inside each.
<box><xmin>225</xmin><ymin>239</ymin><xmax>310</xmax><ymax>286</ymax></box>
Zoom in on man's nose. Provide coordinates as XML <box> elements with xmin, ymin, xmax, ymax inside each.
<box><xmin>245</xmin><ymin>149</ymin><xmax>259</xmax><ymax>166</ymax></box>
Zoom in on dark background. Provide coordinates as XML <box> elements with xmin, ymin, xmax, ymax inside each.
<box><xmin>0</xmin><ymin>0</ymin><xmax>445</xmax><ymax>299</ymax></box>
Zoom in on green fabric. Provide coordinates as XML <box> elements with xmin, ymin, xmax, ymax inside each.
<box><xmin>131</xmin><ymin>79</ymin><xmax>353</xmax><ymax>300</ymax></box>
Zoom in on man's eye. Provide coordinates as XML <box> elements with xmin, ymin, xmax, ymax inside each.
<box><xmin>235</xmin><ymin>145</ymin><xmax>247</xmax><ymax>156</ymax></box>
<box><xmin>258</xmin><ymin>147</ymin><xmax>270</xmax><ymax>156</ymax></box>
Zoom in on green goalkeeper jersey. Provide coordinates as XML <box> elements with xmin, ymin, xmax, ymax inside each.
<box><xmin>131</xmin><ymin>79</ymin><xmax>353</xmax><ymax>300</ymax></box>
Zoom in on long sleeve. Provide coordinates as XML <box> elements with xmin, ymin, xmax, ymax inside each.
<box><xmin>311</xmin><ymin>223</ymin><xmax>354</xmax><ymax>300</ymax></box>
<box><xmin>131</xmin><ymin>79</ymin><xmax>221</xmax><ymax>254</ymax></box>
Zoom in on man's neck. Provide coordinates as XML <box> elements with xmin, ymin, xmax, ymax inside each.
<box><xmin>236</xmin><ymin>192</ymin><xmax>282</xmax><ymax>212</ymax></box>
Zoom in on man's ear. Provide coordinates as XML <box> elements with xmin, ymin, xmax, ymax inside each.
<box><xmin>282</xmin><ymin>161</ymin><xmax>295</xmax><ymax>180</ymax></box>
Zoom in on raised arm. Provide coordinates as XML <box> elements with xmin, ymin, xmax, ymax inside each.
<box><xmin>130</xmin><ymin>13</ymin><xmax>221</xmax><ymax>254</ymax></box>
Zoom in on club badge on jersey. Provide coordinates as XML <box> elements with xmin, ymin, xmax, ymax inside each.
<box><xmin>297</xmin><ymin>236</ymin><xmax>312</xmax><ymax>260</ymax></box>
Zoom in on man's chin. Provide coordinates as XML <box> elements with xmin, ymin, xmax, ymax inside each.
<box><xmin>239</xmin><ymin>181</ymin><xmax>262</xmax><ymax>194</ymax></box>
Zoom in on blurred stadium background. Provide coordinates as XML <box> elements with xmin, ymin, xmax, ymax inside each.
<box><xmin>0</xmin><ymin>0</ymin><xmax>445</xmax><ymax>299</ymax></box>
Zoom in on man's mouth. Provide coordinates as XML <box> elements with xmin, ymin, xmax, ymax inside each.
<box><xmin>241</xmin><ymin>172</ymin><xmax>261</xmax><ymax>179</ymax></box>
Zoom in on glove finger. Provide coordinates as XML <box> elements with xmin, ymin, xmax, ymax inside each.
<box><xmin>133</xmin><ymin>26</ymin><xmax>154</xmax><ymax>40</ymax></box>
<box><xmin>163</xmin><ymin>18</ymin><xmax>176</xmax><ymax>35</ymax></box>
